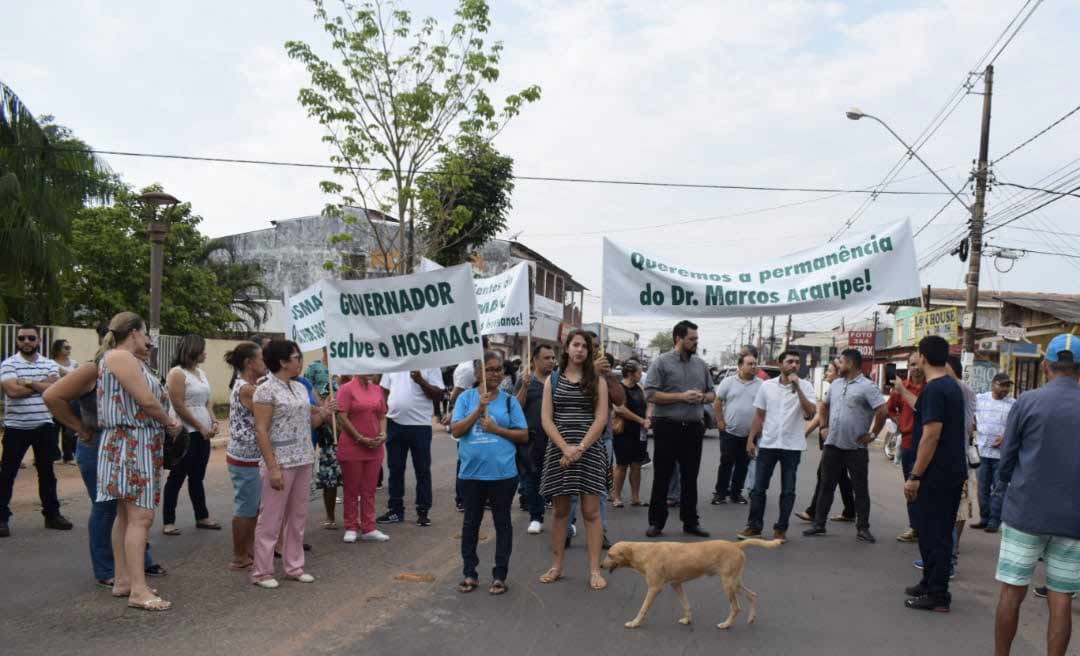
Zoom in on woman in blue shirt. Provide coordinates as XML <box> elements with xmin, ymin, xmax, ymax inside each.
<box><xmin>451</xmin><ymin>351</ymin><xmax>528</xmax><ymax>595</ymax></box>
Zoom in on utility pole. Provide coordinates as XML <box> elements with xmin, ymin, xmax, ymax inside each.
<box><xmin>963</xmin><ymin>65</ymin><xmax>994</xmax><ymax>356</ymax></box>
<box><xmin>768</xmin><ymin>315</ymin><xmax>777</xmax><ymax>363</ymax></box>
<box><xmin>757</xmin><ymin>316</ymin><xmax>764</xmax><ymax>358</ymax></box>
<box><xmin>784</xmin><ymin>314</ymin><xmax>793</xmax><ymax>350</ymax></box>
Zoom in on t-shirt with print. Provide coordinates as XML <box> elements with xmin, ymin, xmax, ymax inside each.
<box><xmin>452</xmin><ymin>388</ymin><xmax>527</xmax><ymax>481</ymax></box>
<box><xmin>715</xmin><ymin>375</ymin><xmax>763</xmax><ymax>437</ymax></box>
<box><xmin>1</xmin><ymin>353</ymin><xmax>59</xmax><ymax>429</ymax></box>
<box><xmin>336</xmin><ymin>377</ymin><xmax>388</xmax><ymax>462</ymax></box>
<box><xmin>381</xmin><ymin>369</ymin><xmax>442</xmax><ymax>426</ymax></box>
<box><xmin>911</xmin><ymin>376</ymin><xmax>967</xmax><ymax>488</ymax></box>
<box><xmin>825</xmin><ymin>374</ymin><xmax>886</xmax><ymax>450</ymax></box>
<box><xmin>253</xmin><ymin>375</ymin><xmax>315</xmax><ymax>469</ymax></box>
<box><xmin>974</xmin><ymin>392</ymin><xmax>1014</xmax><ymax>460</ymax></box>
<box><xmin>753</xmin><ymin>377</ymin><xmax>815</xmax><ymax>451</ymax></box>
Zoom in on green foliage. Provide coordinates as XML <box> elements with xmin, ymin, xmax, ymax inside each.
<box><xmin>286</xmin><ymin>0</ymin><xmax>540</xmax><ymax>274</ymax></box>
<box><xmin>59</xmin><ymin>187</ymin><xmax>270</xmax><ymax>335</ymax></box>
<box><xmin>418</xmin><ymin>138</ymin><xmax>513</xmax><ymax>266</ymax></box>
<box><xmin>648</xmin><ymin>331</ymin><xmax>674</xmax><ymax>353</ymax></box>
<box><xmin>0</xmin><ymin>81</ymin><xmax>117</xmax><ymax>322</ymax></box>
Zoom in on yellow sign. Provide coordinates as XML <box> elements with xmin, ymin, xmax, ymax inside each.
<box><xmin>912</xmin><ymin>307</ymin><xmax>960</xmax><ymax>344</ymax></box>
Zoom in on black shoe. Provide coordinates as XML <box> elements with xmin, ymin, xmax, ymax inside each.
<box><xmin>455</xmin><ymin>501</ymin><xmax>465</xmax><ymax>513</ymax></box>
<box><xmin>984</xmin><ymin>525</ymin><xmax>999</xmax><ymax>534</ymax></box>
<box><xmin>904</xmin><ymin>583</ymin><xmax>928</xmax><ymax>597</ymax></box>
<box><xmin>602</xmin><ymin>534</ymin><xmax>612</xmax><ymax>550</ymax></box>
<box><xmin>646</xmin><ymin>525</ymin><xmax>663</xmax><ymax>538</ymax></box>
<box><xmin>377</xmin><ymin>511</ymin><xmax>405</xmax><ymax>524</ymax></box>
<box><xmin>803</xmin><ymin>526</ymin><xmax>827</xmax><ymax>537</ymax></box>
<box><xmin>144</xmin><ymin>564</ymin><xmax>168</xmax><ymax>578</ymax></box>
<box><xmin>417</xmin><ymin>513</ymin><xmax>432</xmax><ymax>527</ymax></box>
<box><xmin>683</xmin><ymin>525</ymin><xmax>710</xmax><ymax>538</ymax></box>
<box><xmin>969</xmin><ymin>521</ymin><xmax>988</xmax><ymax>530</ymax></box>
<box><xmin>45</xmin><ymin>514</ymin><xmax>73</xmax><ymax>530</ymax></box>
<box><xmin>303</xmin><ymin>543</ymin><xmax>312</xmax><ymax>552</ymax></box>
<box><xmin>0</xmin><ymin>521</ymin><xmax>9</xmax><ymax>537</ymax></box>
<box><xmin>905</xmin><ymin>594</ymin><xmax>950</xmax><ymax>612</ymax></box>
<box><xmin>857</xmin><ymin>529</ymin><xmax>877</xmax><ymax>544</ymax></box>
<box><xmin>730</xmin><ymin>495</ymin><xmax>748</xmax><ymax>505</ymax></box>
<box><xmin>710</xmin><ymin>493</ymin><xmax>726</xmax><ymax>505</ymax></box>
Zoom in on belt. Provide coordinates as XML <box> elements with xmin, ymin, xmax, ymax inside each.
<box><xmin>654</xmin><ymin>417</ymin><xmax>704</xmax><ymax>427</ymax></box>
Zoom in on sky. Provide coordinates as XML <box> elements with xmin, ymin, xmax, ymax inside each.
<box><xmin>6</xmin><ymin>0</ymin><xmax>1080</xmax><ymax>360</ymax></box>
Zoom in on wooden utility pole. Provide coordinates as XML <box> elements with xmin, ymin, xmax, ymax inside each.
<box><xmin>963</xmin><ymin>65</ymin><xmax>994</xmax><ymax>355</ymax></box>
<box><xmin>784</xmin><ymin>314</ymin><xmax>793</xmax><ymax>350</ymax></box>
<box><xmin>768</xmin><ymin>315</ymin><xmax>777</xmax><ymax>363</ymax></box>
<box><xmin>757</xmin><ymin>316</ymin><xmax>764</xmax><ymax>356</ymax></box>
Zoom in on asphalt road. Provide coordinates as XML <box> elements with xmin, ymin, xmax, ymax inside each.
<box><xmin>0</xmin><ymin>429</ymin><xmax>1065</xmax><ymax>656</ymax></box>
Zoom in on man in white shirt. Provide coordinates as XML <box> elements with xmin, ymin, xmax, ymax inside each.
<box><xmin>377</xmin><ymin>369</ymin><xmax>444</xmax><ymax>527</ymax></box>
<box><xmin>737</xmin><ymin>350</ymin><xmax>816</xmax><ymax>543</ymax></box>
<box><xmin>971</xmin><ymin>373</ymin><xmax>1015</xmax><ymax>532</ymax></box>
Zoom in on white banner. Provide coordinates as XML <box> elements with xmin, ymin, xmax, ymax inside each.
<box><xmin>324</xmin><ymin>264</ymin><xmax>483</xmax><ymax>374</ymax></box>
<box><xmin>602</xmin><ymin>219</ymin><xmax>921</xmax><ymax>318</ymax></box>
<box><xmin>416</xmin><ymin>258</ymin><xmax>531</xmax><ymax>335</ymax></box>
<box><xmin>286</xmin><ymin>282</ymin><xmax>327</xmax><ymax>351</ymax></box>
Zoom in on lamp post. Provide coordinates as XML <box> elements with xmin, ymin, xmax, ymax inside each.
<box><xmin>136</xmin><ymin>190</ymin><xmax>180</xmax><ymax>342</ymax></box>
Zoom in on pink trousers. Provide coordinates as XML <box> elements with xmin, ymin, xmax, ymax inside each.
<box><xmin>251</xmin><ymin>464</ymin><xmax>311</xmax><ymax>582</ymax></box>
<box><xmin>341</xmin><ymin>457</ymin><xmax>382</xmax><ymax>534</ymax></box>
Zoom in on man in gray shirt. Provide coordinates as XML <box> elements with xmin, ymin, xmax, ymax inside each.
<box><xmin>711</xmin><ymin>352</ymin><xmax>763</xmax><ymax>505</ymax></box>
<box><xmin>644</xmin><ymin>320</ymin><xmax>715</xmax><ymax>538</ymax></box>
<box><xmin>804</xmin><ymin>348</ymin><xmax>886</xmax><ymax>543</ymax></box>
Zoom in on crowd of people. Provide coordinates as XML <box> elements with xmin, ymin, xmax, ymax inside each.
<box><xmin>0</xmin><ymin>315</ymin><xmax>1076</xmax><ymax>652</ymax></box>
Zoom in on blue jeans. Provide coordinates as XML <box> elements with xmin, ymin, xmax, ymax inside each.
<box><xmin>569</xmin><ymin>439</ymin><xmax>612</xmax><ymax>532</ymax></box>
<box><xmin>747</xmin><ymin>448</ymin><xmax>802</xmax><ymax>532</ymax></box>
<box><xmin>76</xmin><ymin>441</ymin><xmax>154</xmax><ymax>581</ymax></box>
<box><xmin>386</xmin><ymin>420</ymin><xmax>433</xmax><ymax>516</ymax></box>
<box><xmin>976</xmin><ymin>457</ymin><xmax>1004</xmax><ymax>528</ymax></box>
<box><xmin>901</xmin><ymin>445</ymin><xmax>920</xmax><ymax>530</ymax></box>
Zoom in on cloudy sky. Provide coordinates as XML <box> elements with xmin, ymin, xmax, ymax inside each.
<box><xmin>6</xmin><ymin>0</ymin><xmax>1079</xmax><ymax>358</ymax></box>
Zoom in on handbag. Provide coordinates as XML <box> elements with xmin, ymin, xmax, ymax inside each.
<box><xmin>164</xmin><ymin>427</ymin><xmax>191</xmax><ymax>470</ymax></box>
<box><xmin>611</xmin><ymin>413</ymin><xmax>626</xmax><ymax>436</ymax></box>
<box><xmin>966</xmin><ymin>442</ymin><xmax>981</xmax><ymax>469</ymax></box>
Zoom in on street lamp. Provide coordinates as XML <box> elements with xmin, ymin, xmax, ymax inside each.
<box><xmin>136</xmin><ymin>190</ymin><xmax>180</xmax><ymax>343</ymax></box>
<box><xmin>845</xmin><ymin>108</ymin><xmax>971</xmax><ymax>213</ymax></box>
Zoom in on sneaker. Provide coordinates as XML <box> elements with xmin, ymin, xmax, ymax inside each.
<box><xmin>773</xmin><ymin>530</ymin><xmax>787</xmax><ymax>544</ymax></box>
<box><xmin>377</xmin><ymin>511</ymin><xmax>404</xmax><ymax>524</ymax></box>
<box><xmin>913</xmin><ymin>559</ymin><xmax>925</xmax><ymax>570</ymax></box>
<box><xmin>255</xmin><ymin>578</ymin><xmax>280</xmax><ymax>589</ymax></box>
<box><xmin>710</xmin><ymin>493</ymin><xmax>726</xmax><ymax>505</ymax></box>
<box><xmin>984</xmin><ymin>525</ymin><xmax>999</xmax><ymax>534</ymax></box>
<box><xmin>290</xmin><ymin>573</ymin><xmax>315</xmax><ymax>583</ymax></box>
<box><xmin>795</xmin><ymin>511</ymin><xmax>814</xmax><ymax>522</ymax></box>
<box><xmin>45</xmin><ymin>514</ymin><xmax>73</xmax><ymax>530</ymax></box>
<box><xmin>905</xmin><ymin>583</ymin><xmax>928</xmax><ymax>597</ymax></box>
<box><xmin>361</xmin><ymin>530</ymin><xmax>390</xmax><ymax>542</ymax></box>
<box><xmin>0</xmin><ymin>521</ymin><xmax>9</xmax><ymax>538</ymax></box>
<box><xmin>803</xmin><ymin>526</ymin><xmax>827</xmax><ymax>537</ymax></box>
<box><xmin>417</xmin><ymin>514</ymin><xmax>432</xmax><ymax>527</ymax></box>
<box><xmin>527</xmin><ymin>521</ymin><xmax>542</xmax><ymax>535</ymax></box>
<box><xmin>857</xmin><ymin>529</ymin><xmax>877</xmax><ymax>544</ymax></box>
<box><xmin>969</xmin><ymin>521</ymin><xmax>988</xmax><ymax>530</ymax></box>
<box><xmin>736</xmin><ymin>527</ymin><xmax>762</xmax><ymax>540</ymax></box>
<box><xmin>456</xmin><ymin>501</ymin><xmax>465</xmax><ymax>513</ymax></box>
<box><xmin>568</xmin><ymin>523</ymin><xmax>577</xmax><ymax>539</ymax></box>
<box><xmin>896</xmin><ymin>528</ymin><xmax>918</xmax><ymax>543</ymax></box>
<box><xmin>343</xmin><ymin>530</ymin><xmax>358</xmax><ymax>543</ymax></box>
<box><xmin>905</xmin><ymin>594</ymin><xmax>950</xmax><ymax>612</ymax></box>
<box><xmin>684</xmin><ymin>525</ymin><xmax>711</xmax><ymax>538</ymax></box>
<box><xmin>144</xmin><ymin>564</ymin><xmax>168</xmax><ymax>578</ymax></box>
<box><xmin>730</xmin><ymin>495</ymin><xmax>748</xmax><ymax>505</ymax></box>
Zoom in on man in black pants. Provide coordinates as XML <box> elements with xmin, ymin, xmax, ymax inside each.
<box><xmin>711</xmin><ymin>351</ymin><xmax>762</xmax><ymax>505</ymax></box>
<box><xmin>903</xmin><ymin>336</ymin><xmax>967</xmax><ymax>612</ymax></box>
<box><xmin>645</xmin><ymin>321</ymin><xmax>714</xmax><ymax>538</ymax></box>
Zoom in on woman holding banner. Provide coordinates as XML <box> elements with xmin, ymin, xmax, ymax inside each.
<box><xmin>451</xmin><ymin>351</ymin><xmax>528</xmax><ymax>595</ymax></box>
<box><xmin>538</xmin><ymin>329</ymin><xmax>611</xmax><ymax>591</ymax></box>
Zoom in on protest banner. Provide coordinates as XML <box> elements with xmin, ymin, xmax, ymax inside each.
<box><xmin>602</xmin><ymin>219</ymin><xmax>921</xmax><ymax>318</ymax></box>
<box><xmin>417</xmin><ymin>258</ymin><xmax>530</xmax><ymax>336</ymax></box>
<box><xmin>323</xmin><ymin>263</ymin><xmax>483</xmax><ymax>374</ymax></box>
<box><xmin>286</xmin><ymin>282</ymin><xmax>327</xmax><ymax>351</ymax></box>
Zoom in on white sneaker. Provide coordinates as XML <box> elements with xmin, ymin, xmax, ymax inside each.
<box><xmin>254</xmin><ymin>578</ymin><xmax>280</xmax><ymax>589</ymax></box>
<box><xmin>290</xmin><ymin>573</ymin><xmax>315</xmax><ymax>583</ymax></box>
<box><xmin>527</xmin><ymin>521</ymin><xmax>542</xmax><ymax>535</ymax></box>
<box><xmin>343</xmin><ymin>530</ymin><xmax>358</xmax><ymax>543</ymax></box>
<box><xmin>361</xmin><ymin>529</ymin><xmax>390</xmax><ymax>542</ymax></box>
<box><xmin>568</xmin><ymin>524</ymin><xmax>577</xmax><ymax>538</ymax></box>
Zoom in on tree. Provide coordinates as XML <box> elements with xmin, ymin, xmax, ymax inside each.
<box><xmin>286</xmin><ymin>0</ymin><xmax>540</xmax><ymax>274</ymax></box>
<box><xmin>648</xmin><ymin>331</ymin><xmax>674</xmax><ymax>353</ymax></box>
<box><xmin>0</xmin><ymin>81</ymin><xmax>115</xmax><ymax>322</ymax></box>
<box><xmin>200</xmin><ymin>239</ymin><xmax>274</xmax><ymax>329</ymax></box>
<box><xmin>59</xmin><ymin>187</ymin><xmax>269</xmax><ymax>335</ymax></box>
<box><xmin>417</xmin><ymin>138</ymin><xmax>513</xmax><ymax>266</ymax></box>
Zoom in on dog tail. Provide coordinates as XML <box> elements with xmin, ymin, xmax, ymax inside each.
<box><xmin>735</xmin><ymin>538</ymin><xmax>783</xmax><ymax>551</ymax></box>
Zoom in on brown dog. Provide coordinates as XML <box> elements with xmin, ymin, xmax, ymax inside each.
<box><xmin>600</xmin><ymin>538</ymin><xmax>780</xmax><ymax>630</ymax></box>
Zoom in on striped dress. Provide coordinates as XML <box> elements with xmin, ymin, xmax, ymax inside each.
<box><xmin>540</xmin><ymin>375</ymin><xmax>611</xmax><ymax>497</ymax></box>
<box><xmin>96</xmin><ymin>359</ymin><xmax>170</xmax><ymax>509</ymax></box>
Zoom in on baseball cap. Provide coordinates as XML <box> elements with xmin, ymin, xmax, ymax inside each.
<box><xmin>1045</xmin><ymin>334</ymin><xmax>1077</xmax><ymax>363</ymax></box>
<box><xmin>992</xmin><ymin>373</ymin><xmax>1013</xmax><ymax>385</ymax></box>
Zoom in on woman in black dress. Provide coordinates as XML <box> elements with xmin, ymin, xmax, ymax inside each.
<box><xmin>539</xmin><ymin>329</ymin><xmax>610</xmax><ymax>591</ymax></box>
<box><xmin>612</xmin><ymin>360</ymin><xmax>649</xmax><ymax>507</ymax></box>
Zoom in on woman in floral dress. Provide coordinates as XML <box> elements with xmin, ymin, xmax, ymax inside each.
<box><xmin>95</xmin><ymin>312</ymin><xmax>182</xmax><ymax>612</ymax></box>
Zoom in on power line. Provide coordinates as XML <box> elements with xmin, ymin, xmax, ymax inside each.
<box><xmin>993</xmin><ymin>102</ymin><xmax>1080</xmax><ymax>164</ymax></box>
<box><xmin>7</xmin><ymin>144</ymin><xmax>951</xmax><ymax>196</ymax></box>
<box><xmin>987</xmin><ymin>0</ymin><xmax>1044</xmax><ymax>65</ymax></box>
<box><xmin>995</xmin><ymin>181</ymin><xmax>1080</xmax><ymax>198</ymax></box>
<box><xmin>986</xmin><ymin>245</ymin><xmax>1080</xmax><ymax>260</ymax></box>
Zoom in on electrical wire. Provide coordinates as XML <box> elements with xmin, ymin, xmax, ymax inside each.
<box><xmin>994</xmin><ymin>181</ymin><xmax>1080</xmax><ymax>198</ymax></box>
<box><xmin>986</xmin><ymin>0</ymin><xmax>1044</xmax><ymax>65</ymax></box>
<box><xmin>993</xmin><ymin>102</ymin><xmax>1080</xmax><ymax>165</ymax></box>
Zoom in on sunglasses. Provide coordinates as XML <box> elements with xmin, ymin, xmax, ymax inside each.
<box><xmin>16</xmin><ymin>335</ymin><xmax>38</xmax><ymax>342</ymax></box>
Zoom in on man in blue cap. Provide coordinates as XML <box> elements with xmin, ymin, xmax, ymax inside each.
<box><xmin>994</xmin><ymin>333</ymin><xmax>1080</xmax><ymax>656</ymax></box>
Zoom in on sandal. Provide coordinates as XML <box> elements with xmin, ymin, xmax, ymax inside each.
<box><xmin>96</xmin><ymin>578</ymin><xmax>115</xmax><ymax>588</ymax></box>
<box><xmin>489</xmin><ymin>580</ymin><xmax>508</xmax><ymax>595</ymax></box>
<box><xmin>539</xmin><ymin>567</ymin><xmax>564</xmax><ymax>584</ymax></box>
<box><xmin>630</xmin><ymin>501</ymin><xmax>648</xmax><ymax>507</ymax></box>
<box><xmin>162</xmin><ymin>526</ymin><xmax>181</xmax><ymax>536</ymax></box>
<box><xmin>611</xmin><ymin>500</ymin><xmax>625</xmax><ymax>508</ymax></box>
<box><xmin>589</xmin><ymin>572</ymin><xmax>608</xmax><ymax>591</ymax></box>
<box><xmin>128</xmin><ymin>596</ymin><xmax>172</xmax><ymax>612</ymax></box>
<box><xmin>114</xmin><ymin>587</ymin><xmax>158</xmax><ymax>598</ymax></box>
<box><xmin>144</xmin><ymin>564</ymin><xmax>168</xmax><ymax>577</ymax></box>
<box><xmin>457</xmin><ymin>579</ymin><xmax>479</xmax><ymax>593</ymax></box>
<box><xmin>196</xmin><ymin>521</ymin><xmax>222</xmax><ymax>530</ymax></box>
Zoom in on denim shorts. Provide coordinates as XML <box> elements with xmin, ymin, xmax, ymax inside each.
<box><xmin>228</xmin><ymin>463</ymin><xmax>262</xmax><ymax>518</ymax></box>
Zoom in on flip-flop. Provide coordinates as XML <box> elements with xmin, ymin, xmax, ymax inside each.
<box><xmin>589</xmin><ymin>573</ymin><xmax>608</xmax><ymax>591</ymax></box>
<box><xmin>611</xmin><ymin>501</ymin><xmax>625</xmax><ymax>508</ymax></box>
<box><xmin>457</xmin><ymin>579</ymin><xmax>479</xmax><ymax>593</ymax></box>
<box><xmin>162</xmin><ymin>527</ymin><xmax>181</xmax><ymax>536</ymax></box>
<box><xmin>489</xmin><ymin>580</ymin><xmax>508</xmax><ymax>595</ymax></box>
<box><xmin>195</xmin><ymin>521</ymin><xmax>222</xmax><ymax>530</ymax></box>
<box><xmin>128</xmin><ymin>596</ymin><xmax>172</xmax><ymax>612</ymax></box>
<box><xmin>539</xmin><ymin>568</ymin><xmax>564</xmax><ymax>584</ymax></box>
